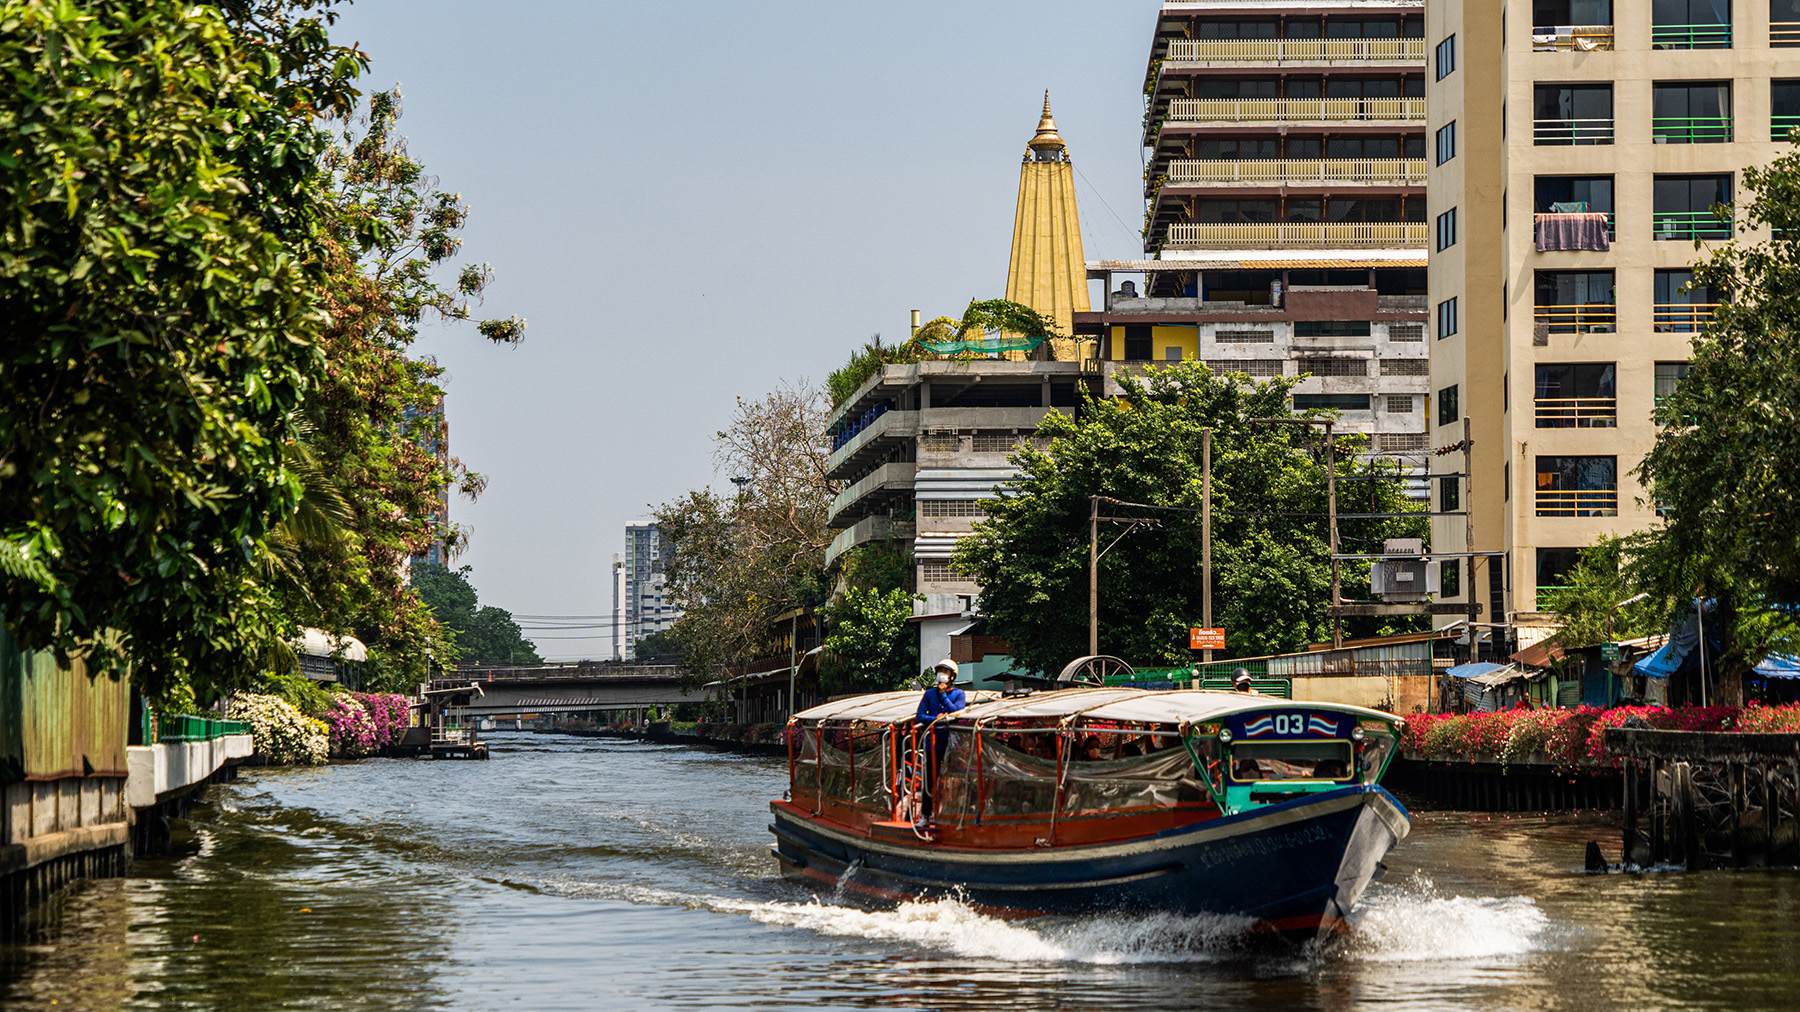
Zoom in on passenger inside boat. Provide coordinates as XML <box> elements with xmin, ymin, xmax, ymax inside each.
<box><xmin>1228</xmin><ymin>741</ymin><xmax>1356</xmax><ymax>783</ymax></box>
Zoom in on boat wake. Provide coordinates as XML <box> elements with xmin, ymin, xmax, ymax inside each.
<box><xmin>535</xmin><ymin>872</ymin><xmax>1555</xmax><ymax>968</ymax></box>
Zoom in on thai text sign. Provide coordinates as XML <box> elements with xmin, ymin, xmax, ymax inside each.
<box><xmin>1190</xmin><ymin>627</ymin><xmax>1226</xmax><ymax>651</ymax></box>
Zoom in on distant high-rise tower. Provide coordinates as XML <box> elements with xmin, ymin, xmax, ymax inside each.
<box><xmin>1005</xmin><ymin>93</ymin><xmax>1091</xmax><ymax>362</ymax></box>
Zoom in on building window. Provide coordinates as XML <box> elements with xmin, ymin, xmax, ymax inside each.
<box><xmin>1436</xmin><ymin>207</ymin><xmax>1459</xmax><ymax>251</ymax></box>
<box><xmin>1536</xmin><ymin>547</ymin><xmax>1585</xmax><ymax>592</ymax></box>
<box><xmin>1654</xmin><ymin>0</ymin><xmax>1733</xmax><ymax>47</ymax></box>
<box><xmin>1535</xmin><ymin>270</ymin><xmax>1615</xmax><ymax>333</ymax></box>
<box><xmin>1436</xmin><ymin>297</ymin><xmax>1459</xmax><ymax>338</ymax></box>
<box><xmin>1377</xmin><ymin>432</ymin><xmax>1428</xmax><ymax>451</ymax></box>
<box><xmin>1382</xmin><ymin>359</ymin><xmax>1430</xmax><ymax>376</ymax></box>
<box><xmin>1294</xmin><ymin>320</ymin><xmax>1372</xmax><ymax>337</ymax></box>
<box><xmin>1534</xmin><ymin>83</ymin><xmax>1615</xmax><ymax>144</ymax></box>
<box><xmin>1653</xmin><ymin>81</ymin><xmax>1732</xmax><ymax>143</ymax></box>
<box><xmin>1294</xmin><ymin>393</ymin><xmax>1373</xmax><ymax>412</ymax></box>
<box><xmin>1654</xmin><ymin>174</ymin><xmax>1733</xmax><ymax>239</ymax></box>
<box><xmin>1534</xmin><ymin>175</ymin><xmax>1615</xmax><ymax>241</ymax></box>
<box><xmin>1215</xmin><ymin>329</ymin><xmax>1276</xmax><ymax>343</ymax></box>
<box><xmin>1297</xmin><ymin>357</ymin><xmax>1370</xmax><ymax>377</ymax></box>
<box><xmin>1654</xmin><ymin>360</ymin><xmax>1691</xmax><ymax>420</ymax></box>
<box><xmin>1534</xmin><ymin>362</ymin><xmax>1618</xmax><ymax>427</ymax></box>
<box><xmin>919</xmin><ymin>499</ymin><xmax>991</xmax><ymax>517</ymax></box>
<box><xmin>1123</xmin><ymin>325</ymin><xmax>1152</xmax><ymax>361</ymax></box>
<box><xmin>1438</xmin><ymin>384</ymin><xmax>1460</xmax><ymax>427</ymax></box>
<box><xmin>1774</xmin><ymin>79</ymin><xmax>1800</xmax><ymax>138</ymax></box>
<box><xmin>1535</xmin><ymin>456</ymin><xmax>1619</xmax><ymax>516</ymax></box>
<box><xmin>1654</xmin><ymin>269</ymin><xmax>1719</xmax><ymax>332</ymax></box>
<box><xmin>1440</xmin><ymin>559</ymin><xmax>1461</xmax><ymax>598</ymax></box>
<box><xmin>1389</xmin><ymin>323</ymin><xmax>1426</xmax><ymax>342</ymax></box>
<box><xmin>1439</xmin><ymin>473</ymin><xmax>1461</xmax><ymax>512</ymax></box>
<box><xmin>1386</xmin><ymin>394</ymin><xmax>1417</xmax><ymax>412</ymax></box>
<box><xmin>1436</xmin><ymin>121</ymin><xmax>1457</xmax><ymax>165</ymax></box>
<box><xmin>1436</xmin><ymin>34</ymin><xmax>1457</xmax><ymax>79</ymax></box>
<box><xmin>919</xmin><ymin>561</ymin><xmax>969</xmax><ymax>583</ymax></box>
<box><xmin>1779</xmin><ymin>0</ymin><xmax>1800</xmax><ymax>44</ymax></box>
<box><xmin>971</xmin><ymin>432</ymin><xmax>1029</xmax><ymax>452</ymax></box>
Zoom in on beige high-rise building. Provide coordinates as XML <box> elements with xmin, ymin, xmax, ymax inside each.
<box><xmin>1076</xmin><ymin>1</ymin><xmax>1433</xmax><ymax>497</ymax></box>
<box><xmin>1426</xmin><ymin>0</ymin><xmax>1796</xmax><ymax>626</ymax></box>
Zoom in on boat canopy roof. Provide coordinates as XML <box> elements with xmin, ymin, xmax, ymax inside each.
<box><xmin>793</xmin><ymin>687</ymin><xmax>1402</xmax><ymax>727</ymax></box>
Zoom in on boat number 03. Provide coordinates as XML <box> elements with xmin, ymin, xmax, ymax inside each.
<box><xmin>1270</xmin><ymin>714</ymin><xmax>1308</xmax><ymax>735</ymax></box>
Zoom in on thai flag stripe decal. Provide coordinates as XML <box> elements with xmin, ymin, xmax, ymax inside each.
<box><xmin>1308</xmin><ymin>716</ymin><xmax>1337</xmax><ymax>736</ymax></box>
<box><xmin>1243</xmin><ymin>716</ymin><xmax>1275</xmax><ymax>736</ymax></box>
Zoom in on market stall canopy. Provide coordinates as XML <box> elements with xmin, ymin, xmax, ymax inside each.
<box><xmin>295</xmin><ymin>627</ymin><xmax>368</xmax><ymax>662</ymax></box>
<box><xmin>1755</xmin><ymin>654</ymin><xmax>1800</xmax><ymax>679</ymax></box>
<box><xmin>1511</xmin><ymin>640</ymin><xmax>1565</xmax><ymax>668</ymax></box>
<box><xmin>1445</xmin><ymin>661</ymin><xmax>1511</xmax><ymax>680</ymax></box>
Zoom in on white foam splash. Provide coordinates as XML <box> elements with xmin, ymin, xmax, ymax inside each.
<box><xmin>744</xmin><ymin>896</ymin><xmax>1255</xmax><ymax>964</ymax></box>
<box><xmin>1346</xmin><ymin>878</ymin><xmax>1553</xmax><ymax>962</ymax></box>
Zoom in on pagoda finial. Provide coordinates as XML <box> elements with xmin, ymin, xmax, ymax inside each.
<box><xmin>1028</xmin><ymin>91</ymin><xmax>1065</xmax><ymax>153</ymax></box>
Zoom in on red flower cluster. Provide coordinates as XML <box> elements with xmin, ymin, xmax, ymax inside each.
<box><xmin>1401</xmin><ymin>703</ymin><xmax>1799</xmax><ymax>771</ymax></box>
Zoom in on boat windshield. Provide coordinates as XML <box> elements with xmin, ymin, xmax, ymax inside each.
<box><xmin>1227</xmin><ymin>741</ymin><xmax>1355</xmax><ymax>783</ymax></box>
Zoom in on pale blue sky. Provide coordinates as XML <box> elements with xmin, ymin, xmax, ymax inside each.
<box><xmin>330</xmin><ymin>2</ymin><xmax>1155</xmax><ymax>658</ymax></box>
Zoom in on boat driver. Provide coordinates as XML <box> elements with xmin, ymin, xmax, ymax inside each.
<box><xmin>914</xmin><ymin>660</ymin><xmax>967</xmax><ymax>820</ymax></box>
<box><xmin>1231</xmin><ymin>668</ymin><xmax>1259</xmax><ymax>694</ymax></box>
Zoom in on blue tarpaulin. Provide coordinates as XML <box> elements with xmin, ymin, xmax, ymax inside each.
<box><xmin>1755</xmin><ymin>654</ymin><xmax>1800</xmax><ymax>679</ymax></box>
<box><xmin>1446</xmin><ymin>661</ymin><xmax>1510</xmax><ymax>680</ymax></box>
<box><xmin>1633</xmin><ymin>600</ymin><xmax>1716</xmax><ymax>680</ymax></box>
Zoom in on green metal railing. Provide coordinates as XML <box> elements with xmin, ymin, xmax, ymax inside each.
<box><xmin>156</xmin><ymin>714</ymin><xmax>252</xmax><ymax>743</ymax></box>
<box><xmin>1653</xmin><ymin>211</ymin><xmax>1732</xmax><ymax>240</ymax></box>
<box><xmin>1773</xmin><ymin>114</ymin><xmax>1800</xmax><ymax>141</ymax></box>
<box><xmin>1653</xmin><ymin>116</ymin><xmax>1732</xmax><ymax>143</ymax></box>
<box><xmin>1651</xmin><ymin>23</ymin><xmax>1733</xmax><ymax>48</ymax></box>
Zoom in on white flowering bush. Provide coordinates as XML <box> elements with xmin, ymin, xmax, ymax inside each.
<box><xmin>229</xmin><ymin>693</ymin><xmax>329</xmax><ymax>765</ymax></box>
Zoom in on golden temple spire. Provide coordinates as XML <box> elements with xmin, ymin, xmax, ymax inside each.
<box><xmin>1006</xmin><ymin>92</ymin><xmax>1089</xmax><ymax>360</ymax></box>
<box><xmin>1027</xmin><ymin>91</ymin><xmax>1066</xmax><ymax>154</ymax></box>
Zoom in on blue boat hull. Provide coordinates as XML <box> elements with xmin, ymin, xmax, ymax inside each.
<box><xmin>770</xmin><ymin>785</ymin><xmax>1410</xmax><ymax>942</ymax></box>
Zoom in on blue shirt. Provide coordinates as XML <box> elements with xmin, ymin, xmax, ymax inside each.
<box><xmin>916</xmin><ymin>686</ymin><xmax>967</xmax><ymax>722</ymax></box>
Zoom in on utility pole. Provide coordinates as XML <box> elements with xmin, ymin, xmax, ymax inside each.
<box><xmin>1325</xmin><ymin>420</ymin><xmax>1341</xmax><ymax>648</ymax></box>
<box><xmin>788</xmin><ymin>610</ymin><xmax>798</xmax><ymax>718</ymax></box>
<box><xmin>1202</xmin><ymin>428</ymin><xmax>1213</xmax><ymax>665</ymax></box>
<box><xmin>1089</xmin><ymin>495</ymin><xmax>1099</xmax><ymax>656</ymax></box>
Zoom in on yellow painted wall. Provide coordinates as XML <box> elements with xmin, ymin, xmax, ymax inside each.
<box><xmin>1107</xmin><ymin>325</ymin><xmax>1198</xmax><ymax>361</ymax></box>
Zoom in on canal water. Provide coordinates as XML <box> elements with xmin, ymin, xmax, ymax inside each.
<box><xmin>6</xmin><ymin>732</ymin><xmax>1800</xmax><ymax>1011</ymax></box>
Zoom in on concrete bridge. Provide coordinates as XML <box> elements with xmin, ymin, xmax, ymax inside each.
<box><xmin>435</xmin><ymin>663</ymin><xmax>692</xmax><ymax>716</ymax></box>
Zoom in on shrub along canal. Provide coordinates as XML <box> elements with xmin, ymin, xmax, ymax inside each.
<box><xmin>4</xmin><ymin>732</ymin><xmax>1800</xmax><ymax>1011</ymax></box>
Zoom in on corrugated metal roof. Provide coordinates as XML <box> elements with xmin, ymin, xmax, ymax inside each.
<box><xmin>1087</xmin><ymin>257</ymin><xmax>1427</xmax><ymax>271</ymax></box>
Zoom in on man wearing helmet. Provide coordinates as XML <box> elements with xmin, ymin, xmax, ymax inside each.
<box><xmin>1231</xmin><ymin>667</ymin><xmax>1259</xmax><ymax>694</ymax></box>
<box><xmin>913</xmin><ymin>659</ymin><xmax>967</xmax><ymax>821</ymax></box>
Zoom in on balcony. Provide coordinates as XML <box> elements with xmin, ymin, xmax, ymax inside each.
<box><xmin>825</xmin><ymin>515</ymin><xmax>915</xmax><ymax>569</ymax></box>
<box><xmin>1654</xmin><ymin>302</ymin><xmax>1717</xmax><ymax>332</ymax></box>
<box><xmin>1774</xmin><ymin>114</ymin><xmax>1800</xmax><ymax>140</ymax></box>
<box><xmin>1163</xmin><ymin>97</ymin><xmax>1424</xmax><ymax>126</ymax></box>
<box><xmin>1776</xmin><ymin>21</ymin><xmax>1800</xmax><ymax>46</ymax></box>
<box><xmin>1652</xmin><ymin>23</ymin><xmax>1733</xmax><ymax>48</ymax></box>
<box><xmin>1534</xmin><ymin>303</ymin><xmax>1616</xmax><ymax>333</ymax></box>
<box><xmin>1531</xmin><ymin>25</ymin><xmax>1616</xmax><ymax>50</ymax></box>
<box><xmin>1534</xmin><ymin>117</ymin><xmax>1614</xmax><ymax>144</ymax></box>
<box><xmin>1534</xmin><ymin>212</ymin><xmax>1614</xmax><ymax>251</ymax></box>
<box><xmin>1535</xmin><ymin>488</ymin><xmax>1618</xmax><ymax>517</ymax></box>
<box><xmin>828</xmin><ymin>462</ymin><xmax>916</xmax><ymax>528</ymax></box>
<box><xmin>1163</xmin><ymin>158</ymin><xmax>1425</xmax><ymax>187</ymax></box>
<box><xmin>826</xmin><ymin>409</ymin><xmax>918</xmax><ymax>481</ymax></box>
<box><xmin>1163</xmin><ymin>221</ymin><xmax>1426</xmax><ymax>247</ymax></box>
<box><xmin>1653</xmin><ymin>211</ymin><xmax>1731</xmax><ymax>241</ymax></box>
<box><xmin>1653</xmin><ymin>116</ymin><xmax>1733</xmax><ymax>143</ymax></box>
<box><xmin>1534</xmin><ymin>397</ymin><xmax>1618</xmax><ymax>427</ymax></box>
<box><xmin>1162</xmin><ymin>37</ymin><xmax>1425</xmax><ymax>64</ymax></box>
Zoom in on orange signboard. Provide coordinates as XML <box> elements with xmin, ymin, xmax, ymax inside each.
<box><xmin>1189</xmin><ymin>627</ymin><xmax>1226</xmax><ymax>651</ymax></box>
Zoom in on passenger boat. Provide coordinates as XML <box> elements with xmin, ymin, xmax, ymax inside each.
<box><xmin>769</xmin><ymin>686</ymin><xmax>1410</xmax><ymax>942</ymax></box>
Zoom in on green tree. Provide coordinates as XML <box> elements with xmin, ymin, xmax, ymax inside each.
<box><xmin>411</xmin><ymin>565</ymin><xmax>540</xmax><ymax>666</ymax></box>
<box><xmin>1539</xmin><ymin>536</ymin><xmax>1660</xmax><ymax>649</ymax></box>
<box><xmin>0</xmin><ymin>0</ymin><xmax>364</xmax><ymax>705</ymax></box>
<box><xmin>822</xmin><ymin>586</ymin><xmax>920</xmax><ymax>695</ymax></box>
<box><xmin>1634</xmin><ymin>141</ymin><xmax>1800</xmax><ymax>698</ymax></box>
<box><xmin>826</xmin><ymin>299</ymin><xmax>1061</xmax><ymax>406</ymax></box>
<box><xmin>954</xmin><ymin>362</ymin><xmax>1426</xmax><ymax>675</ymax></box>
<box><xmin>632</xmin><ymin>631</ymin><xmax>685</xmax><ymax>663</ymax></box>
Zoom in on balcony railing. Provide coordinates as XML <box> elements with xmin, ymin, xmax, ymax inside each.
<box><xmin>1534</xmin><ymin>303</ymin><xmax>1616</xmax><ymax>332</ymax></box>
<box><xmin>1653</xmin><ymin>116</ymin><xmax>1733</xmax><ymax>143</ymax></box>
<box><xmin>1653</xmin><ymin>211</ymin><xmax>1732</xmax><ymax>240</ymax></box>
<box><xmin>1534</xmin><ymin>117</ymin><xmax>1615</xmax><ymax>144</ymax></box>
<box><xmin>1773</xmin><ymin>114</ymin><xmax>1800</xmax><ymax>141</ymax></box>
<box><xmin>1534</xmin><ymin>397</ymin><xmax>1618</xmax><ymax>427</ymax></box>
<box><xmin>1654</xmin><ymin>302</ymin><xmax>1718</xmax><ymax>331</ymax></box>
<box><xmin>1536</xmin><ymin>488</ymin><xmax>1619</xmax><ymax>517</ymax></box>
<box><xmin>1162</xmin><ymin>37</ymin><xmax>1426</xmax><ymax>63</ymax></box>
<box><xmin>1776</xmin><ymin>22</ymin><xmax>1800</xmax><ymax>46</ymax></box>
<box><xmin>1651</xmin><ymin>23</ymin><xmax>1733</xmax><ymax>48</ymax></box>
<box><xmin>1164</xmin><ymin>221</ymin><xmax>1427</xmax><ymax>246</ymax></box>
<box><xmin>1531</xmin><ymin>25</ymin><xmax>1616</xmax><ymax>50</ymax></box>
<box><xmin>1163</xmin><ymin>158</ymin><xmax>1426</xmax><ymax>186</ymax></box>
<box><xmin>1164</xmin><ymin>97</ymin><xmax>1424</xmax><ymax>125</ymax></box>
